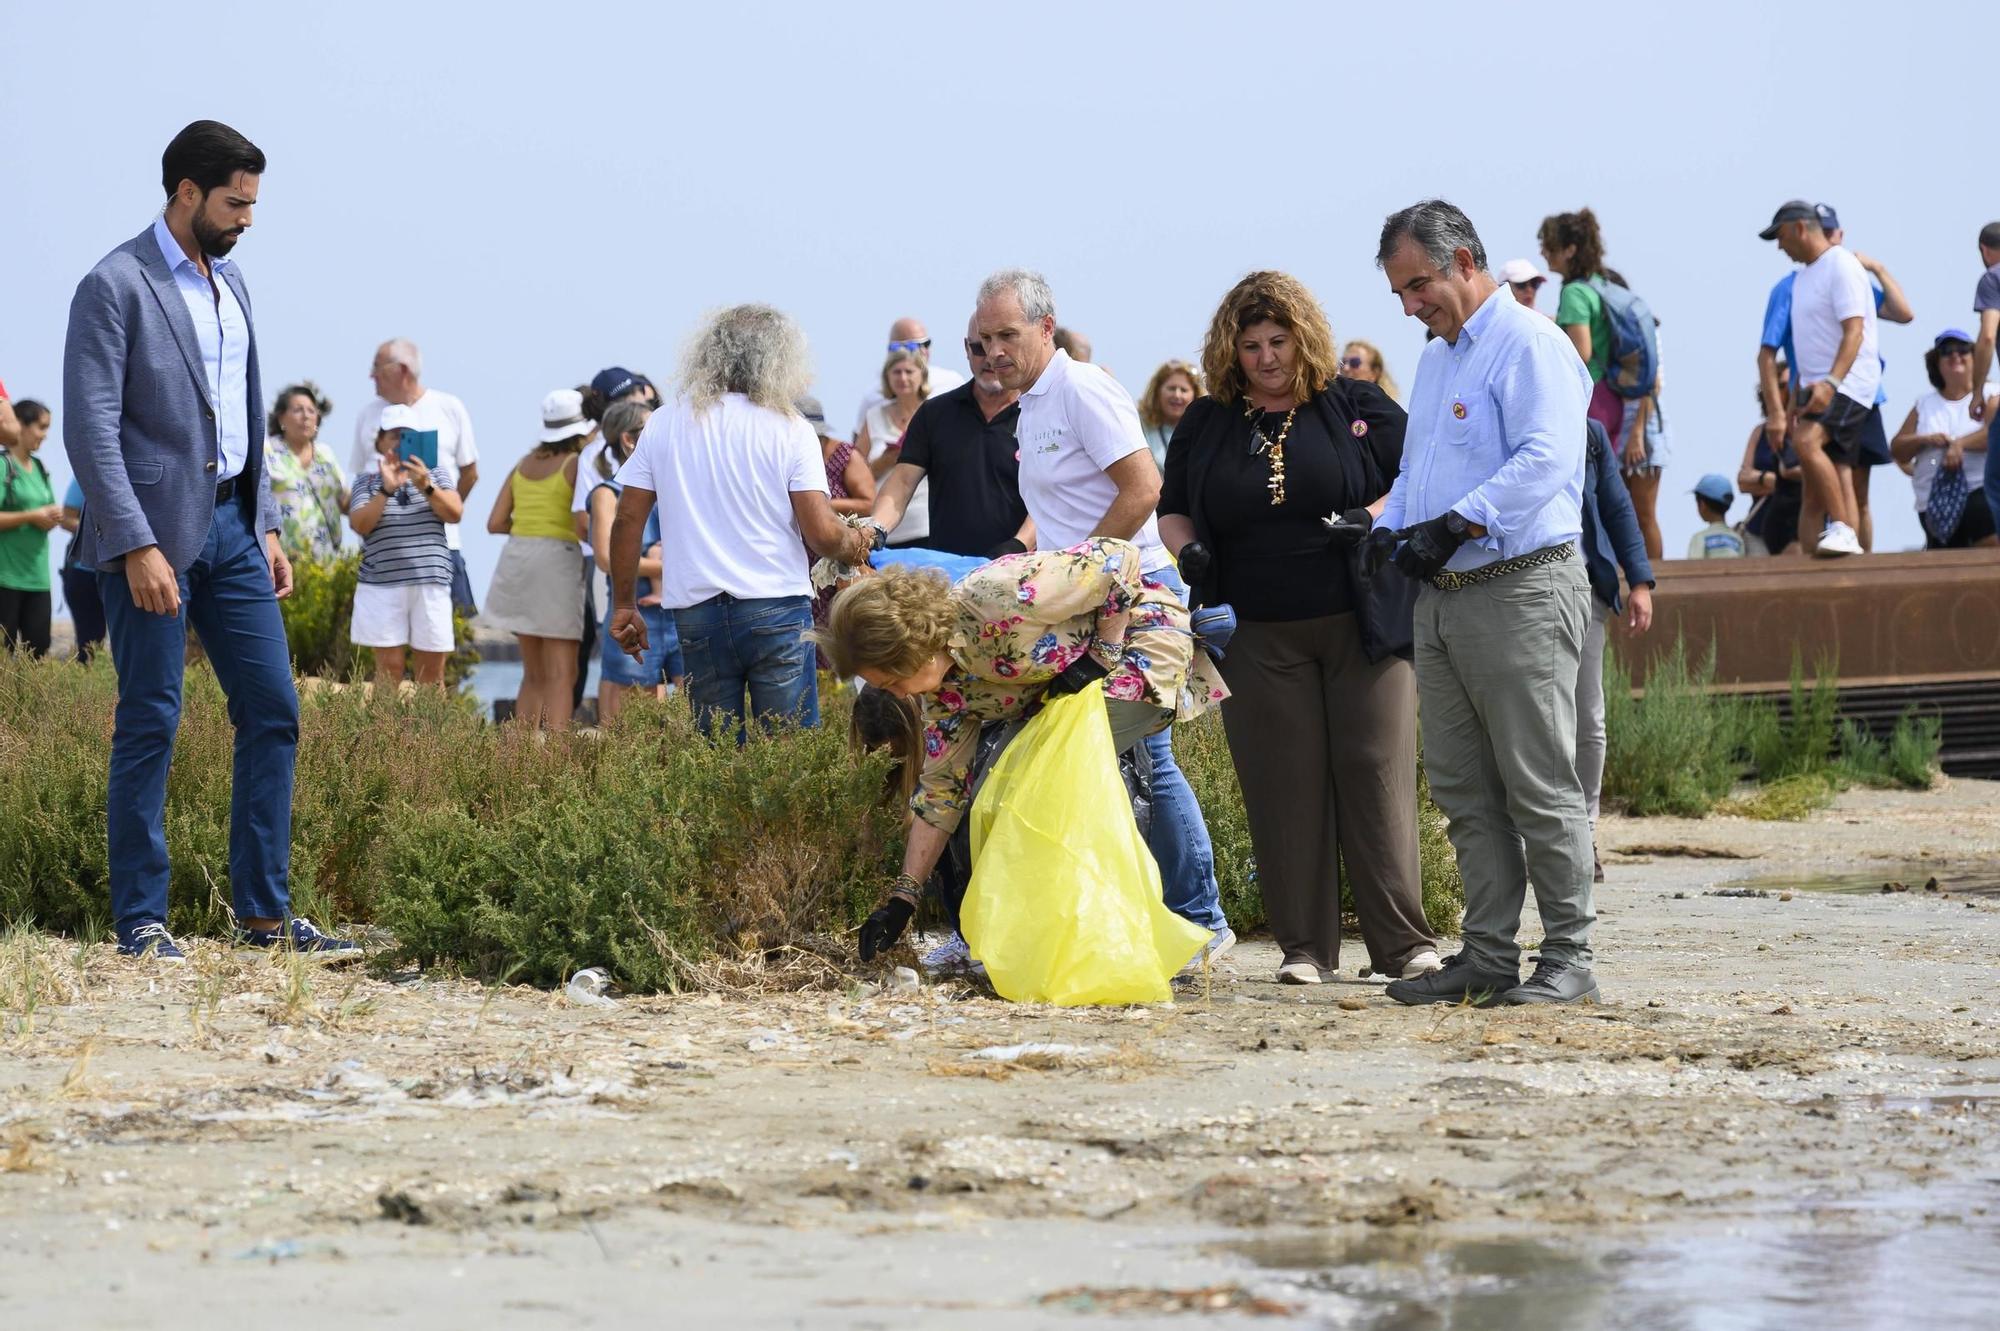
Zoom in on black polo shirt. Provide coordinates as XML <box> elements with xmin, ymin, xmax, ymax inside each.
<box><xmin>895</xmin><ymin>379</ymin><xmax>1028</xmax><ymax>556</ymax></box>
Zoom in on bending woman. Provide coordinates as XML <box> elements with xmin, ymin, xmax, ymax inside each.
<box><xmin>811</xmin><ymin>537</ymin><xmax>1227</xmax><ymax>960</ymax></box>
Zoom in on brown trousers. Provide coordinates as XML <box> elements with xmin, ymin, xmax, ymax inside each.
<box><xmin>1216</xmin><ymin>612</ymin><xmax>1433</xmax><ymax>973</ymax></box>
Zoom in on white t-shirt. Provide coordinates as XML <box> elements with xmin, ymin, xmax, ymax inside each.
<box><xmin>1909</xmin><ymin>389</ymin><xmax>1987</xmax><ymax>510</ymax></box>
<box><xmin>853</xmin><ymin>364</ymin><xmax>965</xmax><ymax>438</ymax></box>
<box><xmin>1015</xmin><ymin>350</ymin><xmax>1168</xmax><ymax>570</ymax></box>
<box><xmin>1791</xmin><ymin>246</ymin><xmax>1881</xmax><ymax>407</ymax></box>
<box><xmin>349</xmin><ymin>389</ymin><xmax>481</xmax><ymax>550</ymax></box>
<box><xmin>865</xmin><ymin>400</ymin><xmax>930</xmax><ymax>543</ymax></box>
<box><xmin>616</xmin><ymin>394</ymin><xmax>827</xmax><ymax>607</ymax></box>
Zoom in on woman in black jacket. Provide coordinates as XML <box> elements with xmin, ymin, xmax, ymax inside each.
<box><xmin>1158</xmin><ymin>271</ymin><xmax>1437</xmax><ymax>986</ymax></box>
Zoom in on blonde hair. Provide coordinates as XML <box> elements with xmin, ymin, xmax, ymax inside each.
<box><xmin>1138</xmin><ymin>360</ymin><xmax>1203</xmax><ymax>431</ymax></box>
<box><xmin>807</xmin><ymin>566</ymin><xmax>956</xmax><ymax>679</ymax></box>
<box><xmin>879</xmin><ymin>348</ymin><xmax>931</xmax><ymax>402</ymax></box>
<box><xmin>677</xmin><ymin>304</ymin><xmax>813</xmax><ymax>415</ymax></box>
<box><xmin>1341</xmin><ymin>339</ymin><xmax>1400</xmax><ymax>402</ymax></box>
<box><xmin>1199</xmin><ymin>271</ymin><xmax>1340</xmax><ymax>407</ymax></box>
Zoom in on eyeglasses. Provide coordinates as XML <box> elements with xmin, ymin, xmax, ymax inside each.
<box><xmin>964</xmin><ymin>338</ymin><xmax>986</xmax><ymax>359</ymax></box>
<box><xmin>1342</xmin><ymin>356</ymin><xmax>1366</xmax><ymax>369</ymax></box>
<box><xmin>887</xmin><ymin>338</ymin><xmax>932</xmax><ymax>354</ymax></box>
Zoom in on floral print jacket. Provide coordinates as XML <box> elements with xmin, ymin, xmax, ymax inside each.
<box><xmin>911</xmin><ymin>538</ymin><xmax>1228</xmax><ymax>834</ymax></box>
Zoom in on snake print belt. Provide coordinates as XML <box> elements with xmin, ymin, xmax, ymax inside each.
<box><xmin>1427</xmin><ymin>541</ymin><xmax>1577</xmax><ymax>592</ymax></box>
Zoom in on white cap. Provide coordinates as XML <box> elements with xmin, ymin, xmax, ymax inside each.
<box><xmin>1498</xmin><ymin>258</ymin><xmax>1546</xmax><ymax>285</ymax></box>
<box><xmin>539</xmin><ymin>388</ymin><xmax>595</xmax><ymax>444</ymax></box>
<box><xmin>378</xmin><ymin>404</ymin><xmax>419</xmax><ymax>433</ymax></box>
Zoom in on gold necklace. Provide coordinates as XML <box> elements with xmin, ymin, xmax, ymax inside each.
<box><xmin>1244</xmin><ymin>400</ymin><xmax>1298</xmax><ymax>505</ymax></box>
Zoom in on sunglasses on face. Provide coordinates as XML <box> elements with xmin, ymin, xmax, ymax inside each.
<box><xmin>887</xmin><ymin>338</ymin><xmax>932</xmax><ymax>354</ymax></box>
<box><xmin>1510</xmin><ymin>279</ymin><xmax>1545</xmax><ymax>293</ymax></box>
<box><xmin>1939</xmin><ymin>346</ymin><xmax>1973</xmax><ymax>358</ymax></box>
<box><xmin>964</xmin><ymin>338</ymin><xmax>986</xmax><ymax>358</ymax></box>
<box><xmin>1343</xmin><ymin>356</ymin><xmax>1366</xmax><ymax>369</ymax></box>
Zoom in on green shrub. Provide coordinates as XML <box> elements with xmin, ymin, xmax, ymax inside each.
<box><xmin>1176</xmin><ymin>710</ymin><xmax>1463</xmax><ymax>939</ymax></box>
<box><xmin>1602</xmin><ymin>634</ymin><xmax>1749</xmax><ymax>816</ymax></box>
<box><xmin>1885</xmin><ymin>710</ymin><xmax>1943</xmax><ymax>789</ymax></box>
<box><xmin>1748</xmin><ymin>650</ymin><xmax>1840</xmax><ymax>781</ymax></box>
<box><xmin>278</xmin><ymin>552</ymin><xmax>480</xmax><ymax>687</ymax></box>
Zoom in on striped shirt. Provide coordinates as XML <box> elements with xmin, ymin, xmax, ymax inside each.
<box><xmin>352</xmin><ymin>469</ymin><xmax>456</xmax><ymax>586</ymax></box>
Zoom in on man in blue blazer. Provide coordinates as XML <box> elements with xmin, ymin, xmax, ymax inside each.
<box><xmin>64</xmin><ymin>120</ymin><xmax>355</xmax><ymax>962</ymax></box>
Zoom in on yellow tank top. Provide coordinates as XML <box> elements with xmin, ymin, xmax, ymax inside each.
<box><xmin>508</xmin><ymin>462</ymin><xmax>577</xmax><ymax>542</ymax></box>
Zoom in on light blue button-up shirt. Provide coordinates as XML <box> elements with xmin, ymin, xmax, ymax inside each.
<box><xmin>1379</xmin><ymin>285</ymin><xmax>1591</xmax><ymax>572</ymax></box>
<box><xmin>152</xmin><ymin>214</ymin><xmax>250</xmax><ymax>481</ymax></box>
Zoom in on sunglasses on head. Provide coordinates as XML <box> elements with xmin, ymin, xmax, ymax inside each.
<box><xmin>887</xmin><ymin>338</ymin><xmax>932</xmax><ymax>354</ymax></box>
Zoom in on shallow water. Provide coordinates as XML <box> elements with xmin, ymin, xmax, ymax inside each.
<box><xmin>1220</xmin><ymin>1177</ymin><xmax>2000</xmax><ymax>1331</ymax></box>
<box><xmin>1725</xmin><ymin>860</ymin><xmax>2000</xmax><ymax>898</ymax></box>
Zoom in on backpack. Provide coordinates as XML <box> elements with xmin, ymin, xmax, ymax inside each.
<box><xmin>1</xmin><ymin>453</ymin><xmax>50</xmax><ymax>510</ymax></box>
<box><xmin>1592</xmin><ymin>276</ymin><xmax>1660</xmax><ymax>400</ymax></box>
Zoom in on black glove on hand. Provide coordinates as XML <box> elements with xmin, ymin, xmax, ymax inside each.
<box><xmin>1323</xmin><ymin>507</ymin><xmax>1376</xmax><ymax>545</ymax></box>
<box><xmin>984</xmin><ymin>537</ymin><xmax>1028</xmax><ymax>559</ymax></box>
<box><xmin>858</xmin><ymin>896</ymin><xmax>914</xmax><ymax>962</ymax></box>
<box><xmin>1046</xmin><ymin>652</ymin><xmax>1111</xmax><ymax>698</ymax></box>
<box><xmin>1391</xmin><ymin>512</ymin><xmax>1469</xmax><ymax>580</ymax></box>
<box><xmin>1176</xmin><ymin>541</ymin><xmax>1214</xmax><ymax>586</ymax></box>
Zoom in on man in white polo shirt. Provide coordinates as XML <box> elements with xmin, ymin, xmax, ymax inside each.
<box><xmin>348</xmin><ymin>338</ymin><xmax>481</xmax><ymax>606</ymax></box>
<box><xmin>972</xmin><ymin>268</ymin><xmax>1231</xmax><ymax>957</ymax></box>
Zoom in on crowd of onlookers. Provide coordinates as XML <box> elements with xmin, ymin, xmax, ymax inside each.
<box><xmin>4</xmin><ymin>208</ymin><xmax>1996</xmax><ymax>674</ymax></box>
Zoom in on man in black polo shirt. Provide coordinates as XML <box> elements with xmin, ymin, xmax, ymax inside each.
<box><xmin>871</xmin><ymin>316</ymin><xmax>1035</xmax><ymax>557</ymax></box>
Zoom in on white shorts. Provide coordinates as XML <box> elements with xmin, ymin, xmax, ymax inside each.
<box><xmin>351</xmin><ymin>581</ymin><xmax>454</xmax><ymax>653</ymax></box>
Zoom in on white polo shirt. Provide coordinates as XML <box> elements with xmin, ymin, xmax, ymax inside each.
<box><xmin>349</xmin><ymin>389</ymin><xmax>480</xmax><ymax>550</ymax></box>
<box><xmin>1015</xmin><ymin>350</ymin><xmax>1168</xmax><ymax>571</ymax></box>
<box><xmin>616</xmin><ymin>393</ymin><xmax>827</xmax><ymax>608</ymax></box>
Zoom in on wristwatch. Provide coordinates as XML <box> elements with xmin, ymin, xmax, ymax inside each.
<box><xmin>1443</xmin><ymin>510</ymin><xmax>1470</xmax><ymax>537</ymax></box>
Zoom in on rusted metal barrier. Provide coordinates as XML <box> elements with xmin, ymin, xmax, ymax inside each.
<box><xmin>1610</xmin><ymin>552</ymin><xmax>2000</xmax><ymax>776</ymax></box>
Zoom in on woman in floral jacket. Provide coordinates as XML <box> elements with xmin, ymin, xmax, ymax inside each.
<box><xmin>811</xmin><ymin>537</ymin><xmax>1226</xmax><ymax>960</ymax></box>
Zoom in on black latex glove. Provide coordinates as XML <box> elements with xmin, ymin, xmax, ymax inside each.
<box><xmin>1046</xmin><ymin>652</ymin><xmax>1111</xmax><ymax>698</ymax></box>
<box><xmin>985</xmin><ymin>537</ymin><xmax>1028</xmax><ymax>559</ymax></box>
<box><xmin>858</xmin><ymin>896</ymin><xmax>914</xmax><ymax>962</ymax></box>
<box><xmin>1176</xmin><ymin>541</ymin><xmax>1214</xmax><ymax>586</ymax></box>
<box><xmin>1391</xmin><ymin>513</ymin><xmax>1469</xmax><ymax>580</ymax></box>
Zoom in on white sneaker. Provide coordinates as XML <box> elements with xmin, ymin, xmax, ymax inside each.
<box><xmin>1177</xmin><ymin>926</ymin><xmax>1236</xmax><ymax>977</ymax></box>
<box><xmin>1814</xmin><ymin>521</ymin><xmax>1862</xmax><ymax>557</ymax></box>
<box><xmin>1276</xmin><ymin>961</ymin><xmax>1322</xmax><ymax>985</ymax></box>
<box><xmin>920</xmin><ymin>934</ymin><xmax>982</xmax><ymax>978</ymax></box>
<box><xmin>1400</xmin><ymin>949</ymin><xmax>1444</xmax><ymax>979</ymax></box>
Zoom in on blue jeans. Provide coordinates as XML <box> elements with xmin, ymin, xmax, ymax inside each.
<box><xmin>673</xmin><ymin>593</ymin><xmax>817</xmax><ymax>740</ymax></box>
<box><xmin>99</xmin><ymin>499</ymin><xmax>298</xmax><ymax>932</ymax></box>
<box><xmin>1141</xmin><ymin>564</ymin><xmax>1227</xmax><ymax>932</ymax></box>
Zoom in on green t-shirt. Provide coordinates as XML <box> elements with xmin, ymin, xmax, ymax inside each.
<box><xmin>0</xmin><ymin>454</ymin><xmax>56</xmax><ymax>592</ymax></box>
<box><xmin>1556</xmin><ymin>276</ymin><xmax>1611</xmax><ymax>383</ymax></box>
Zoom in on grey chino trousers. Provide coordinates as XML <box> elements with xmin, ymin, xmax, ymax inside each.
<box><xmin>1413</xmin><ymin>555</ymin><xmax>1596</xmax><ymax>973</ymax></box>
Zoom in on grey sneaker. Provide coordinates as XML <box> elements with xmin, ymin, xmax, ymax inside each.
<box><xmin>1497</xmin><ymin>956</ymin><xmax>1600</xmax><ymax>1005</ymax></box>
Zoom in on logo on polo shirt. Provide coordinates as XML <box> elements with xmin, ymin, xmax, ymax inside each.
<box><xmin>1451</xmin><ymin>401</ymin><xmax>1468</xmax><ymax>420</ymax></box>
<box><xmin>1027</xmin><ymin>425</ymin><xmax>1067</xmax><ymax>455</ymax></box>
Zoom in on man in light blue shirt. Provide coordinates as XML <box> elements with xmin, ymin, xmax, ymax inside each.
<box><xmin>150</xmin><ymin>212</ymin><xmax>250</xmax><ymax>480</ymax></box>
<box><xmin>1366</xmin><ymin>199</ymin><xmax>1599</xmax><ymax>1008</ymax></box>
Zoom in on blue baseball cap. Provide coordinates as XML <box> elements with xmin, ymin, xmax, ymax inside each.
<box><xmin>590</xmin><ymin>366</ymin><xmax>654</xmax><ymax>402</ymax></box>
<box><xmin>1693</xmin><ymin>474</ymin><xmax>1735</xmax><ymax>505</ymax></box>
<box><xmin>1935</xmin><ymin>328</ymin><xmax>1974</xmax><ymax>348</ymax></box>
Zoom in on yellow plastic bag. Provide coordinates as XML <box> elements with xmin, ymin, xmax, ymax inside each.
<box><xmin>962</xmin><ymin>682</ymin><xmax>1212</xmax><ymax>1005</ymax></box>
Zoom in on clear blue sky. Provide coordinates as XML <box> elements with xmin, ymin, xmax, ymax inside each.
<box><xmin>5</xmin><ymin>1</ymin><xmax>1991</xmax><ymax>604</ymax></box>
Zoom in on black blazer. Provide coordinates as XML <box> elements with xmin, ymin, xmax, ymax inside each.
<box><xmin>1160</xmin><ymin>379</ymin><xmax>1417</xmax><ymax>662</ymax></box>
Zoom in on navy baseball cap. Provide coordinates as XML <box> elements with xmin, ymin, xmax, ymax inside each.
<box><xmin>590</xmin><ymin>366</ymin><xmax>653</xmax><ymax>401</ymax></box>
<box><xmin>1693</xmin><ymin>473</ymin><xmax>1735</xmax><ymax>505</ymax></box>
<box><xmin>1815</xmin><ymin>202</ymin><xmax>1840</xmax><ymax>233</ymax></box>
<box><xmin>1758</xmin><ymin>200</ymin><xmax>1816</xmax><ymax>240</ymax></box>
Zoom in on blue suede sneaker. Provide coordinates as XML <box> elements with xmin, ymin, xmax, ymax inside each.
<box><xmin>116</xmin><ymin>921</ymin><xmax>188</xmax><ymax>964</ymax></box>
<box><xmin>237</xmin><ymin>917</ymin><xmax>362</xmax><ymax>960</ymax></box>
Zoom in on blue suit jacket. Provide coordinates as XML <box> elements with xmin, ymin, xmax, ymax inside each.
<box><xmin>64</xmin><ymin>225</ymin><xmax>279</xmax><ymax>573</ymax></box>
<box><xmin>1580</xmin><ymin>419</ymin><xmax>1653</xmax><ymax>614</ymax></box>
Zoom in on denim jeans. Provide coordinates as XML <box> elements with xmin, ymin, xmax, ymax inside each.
<box><xmin>673</xmin><ymin>593</ymin><xmax>817</xmax><ymax>740</ymax></box>
<box><xmin>1141</xmin><ymin>564</ymin><xmax>1228</xmax><ymax>933</ymax></box>
<box><xmin>99</xmin><ymin>498</ymin><xmax>298</xmax><ymax>932</ymax></box>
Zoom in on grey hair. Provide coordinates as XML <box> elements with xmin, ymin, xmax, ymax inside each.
<box><xmin>676</xmin><ymin>304</ymin><xmax>813</xmax><ymax>415</ymax></box>
<box><xmin>976</xmin><ymin>268</ymin><xmax>1056</xmax><ymax>323</ymax></box>
<box><xmin>1376</xmin><ymin>199</ymin><xmax>1489</xmax><ymax>275</ymax></box>
<box><xmin>596</xmin><ymin>399</ymin><xmax>655</xmax><ymax>479</ymax></box>
<box><xmin>381</xmin><ymin>337</ymin><xmax>422</xmax><ymax>377</ymax></box>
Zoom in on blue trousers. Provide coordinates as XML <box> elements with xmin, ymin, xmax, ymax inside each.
<box><xmin>1141</xmin><ymin>564</ymin><xmax>1228</xmax><ymax>932</ymax></box>
<box><xmin>673</xmin><ymin>593</ymin><xmax>817</xmax><ymax>740</ymax></box>
<box><xmin>99</xmin><ymin>499</ymin><xmax>298</xmax><ymax>931</ymax></box>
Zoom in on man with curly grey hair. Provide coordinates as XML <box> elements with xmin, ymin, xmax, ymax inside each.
<box><xmin>973</xmin><ymin>268</ymin><xmax>1233</xmax><ymax>961</ymax></box>
<box><xmin>607</xmin><ymin>304</ymin><xmax>874</xmax><ymax>739</ymax></box>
